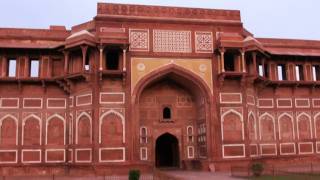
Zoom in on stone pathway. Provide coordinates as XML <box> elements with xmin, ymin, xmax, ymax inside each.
<box><xmin>164</xmin><ymin>171</ymin><xmax>243</xmax><ymax>180</ymax></box>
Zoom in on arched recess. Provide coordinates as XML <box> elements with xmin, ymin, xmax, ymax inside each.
<box><xmin>76</xmin><ymin>112</ymin><xmax>92</xmax><ymax>145</ymax></box>
<box><xmin>259</xmin><ymin>113</ymin><xmax>276</xmax><ymax>141</ymax></box>
<box><xmin>248</xmin><ymin>112</ymin><xmax>257</xmax><ymax>141</ymax></box>
<box><xmin>314</xmin><ymin>112</ymin><xmax>320</xmax><ymax>139</ymax></box>
<box><xmin>22</xmin><ymin>114</ymin><xmax>42</xmax><ymax>146</ymax></box>
<box><xmin>99</xmin><ymin>109</ymin><xmax>125</xmax><ymax>145</ymax></box>
<box><xmin>0</xmin><ymin>115</ymin><xmax>18</xmax><ymax>145</ymax></box>
<box><xmin>132</xmin><ymin>64</ymin><xmax>213</xmax><ymax>159</ymax></box>
<box><xmin>221</xmin><ymin>109</ymin><xmax>244</xmax><ymax>141</ymax></box>
<box><xmin>46</xmin><ymin>114</ymin><xmax>65</xmax><ymax>145</ymax></box>
<box><xmin>297</xmin><ymin>113</ymin><xmax>312</xmax><ymax>140</ymax></box>
<box><xmin>278</xmin><ymin>113</ymin><xmax>295</xmax><ymax>141</ymax></box>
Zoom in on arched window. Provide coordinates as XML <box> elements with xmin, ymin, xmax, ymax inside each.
<box><xmin>163</xmin><ymin>107</ymin><xmax>171</xmax><ymax>119</ymax></box>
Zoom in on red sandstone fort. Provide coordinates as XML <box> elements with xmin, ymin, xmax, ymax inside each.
<box><xmin>0</xmin><ymin>2</ymin><xmax>320</xmax><ymax>176</ymax></box>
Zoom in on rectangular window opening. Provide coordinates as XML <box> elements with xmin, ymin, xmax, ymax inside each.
<box><xmin>295</xmin><ymin>65</ymin><xmax>304</xmax><ymax>81</ymax></box>
<box><xmin>277</xmin><ymin>64</ymin><xmax>287</xmax><ymax>81</ymax></box>
<box><xmin>30</xmin><ymin>59</ymin><xmax>40</xmax><ymax>78</ymax></box>
<box><xmin>105</xmin><ymin>51</ymin><xmax>119</xmax><ymax>70</ymax></box>
<box><xmin>258</xmin><ymin>64</ymin><xmax>263</xmax><ymax>76</ymax></box>
<box><xmin>8</xmin><ymin>59</ymin><xmax>17</xmax><ymax>77</ymax></box>
<box><xmin>224</xmin><ymin>52</ymin><xmax>235</xmax><ymax>71</ymax></box>
<box><xmin>312</xmin><ymin>65</ymin><xmax>320</xmax><ymax>81</ymax></box>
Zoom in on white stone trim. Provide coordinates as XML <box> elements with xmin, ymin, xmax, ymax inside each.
<box><xmin>0</xmin><ymin>150</ymin><xmax>18</xmax><ymax>164</ymax></box>
<box><xmin>276</xmin><ymin>98</ymin><xmax>293</xmax><ymax>108</ymax></box>
<box><xmin>298</xmin><ymin>142</ymin><xmax>314</xmax><ymax>155</ymax></box>
<box><xmin>258</xmin><ymin>98</ymin><xmax>274</xmax><ymax>108</ymax></box>
<box><xmin>247</xmin><ymin>95</ymin><xmax>255</xmax><ymax>106</ymax></box>
<box><xmin>68</xmin><ymin>149</ymin><xmax>73</xmax><ymax>163</ymax></box>
<box><xmin>45</xmin><ymin>149</ymin><xmax>65</xmax><ymax>163</ymax></box>
<box><xmin>260</xmin><ymin>144</ymin><xmax>277</xmax><ymax>156</ymax></box>
<box><xmin>295</xmin><ymin>98</ymin><xmax>310</xmax><ymax>108</ymax></box>
<box><xmin>76</xmin><ymin>93</ymin><xmax>92</xmax><ymax>107</ymax></box>
<box><xmin>187</xmin><ymin>146</ymin><xmax>195</xmax><ymax>159</ymax></box>
<box><xmin>69</xmin><ymin>96</ymin><xmax>74</xmax><ymax>108</ymax></box>
<box><xmin>296</xmin><ymin>112</ymin><xmax>313</xmax><ymax>139</ymax></box>
<box><xmin>75</xmin><ymin>112</ymin><xmax>92</xmax><ymax>144</ymax></box>
<box><xmin>22</xmin><ymin>114</ymin><xmax>42</xmax><ymax>145</ymax></box>
<box><xmin>279</xmin><ymin>143</ymin><xmax>296</xmax><ymax>155</ymax></box>
<box><xmin>0</xmin><ymin>98</ymin><xmax>19</xmax><ymax>109</ymax></box>
<box><xmin>222</xmin><ymin>144</ymin><xmax>246</xmax><ymax>159</ymax></box>
<box><xmin>187</xmin><ymin>126</ymin><xmax>194</xmax><ymax>143</ymax></box>
<box><xmin>140</xmin><ymin>147</ymin><xmax>148</xmax><ymax>161</ymax></box>
<box><xmin>22</xmin><ymin>98</ymin><xmax>43</xmax><ymax>109</ymax></box>
<box><xmin>75</xmin><ymin>148</ymin><xmax>92</xmax><ymax>163</ymax></box>
<box><xmin>99</xmin><ymin>147</ymin><xmax>125</xmax><ymax>163</ymax></box>
<box><xmin>250</xmin><ymin>144</ymin><xmax>258</xmax><ymax>157</ymax></box>
<box><xmin>99</xmin><ymin>110</ymin><xmax>125</xmax><ymax>144</ymax></box>
<box><xmin>219</xmin><ymin>93</ymin><xmax>242</xmax><ymax>104</ymax></box>
<box><xmin>314</xmin><ymin>112</ymin><xmax>320</xmax><ymax>139</ymax></box>
<box><xmin>99</xmin><ymin>92</ymin><xmax>125</xmax><ymax>104</ymax></box>
<box><xmin>259</xmin><ymin>112</ymin><xmax>276</xmax><ymax>141</ymax></box>
<box><xmin>316</xmin><ymin>142</ymin><xmax>320</xmax><ymax>154</ymax></box>
<box><xmin>0</xmin><ymin>114</ymin><xmax>18</xmax><ymax>145</ymax></box>
<box><xmin>21</xmin><ymin>149</ymin><xmax>41</xmax><ymax>163</ymax></box>
<box><xmin>248</xmin><ymin>111</ymin><xmax>257</xmax><ymax>140</ymax></box>
<box><xmin>45</xmin><ymin>114</ymin><xmax>66</xmax><ymax>145</ymax></box>
<box><xmin>46</xmin><ymin>98</ymin><xmax>66</xmax><ymax>109</ymax></box>
<box><xmin>221</xmin><ymin>109</ymin><xmax>244</xmax><ymax>141</ymax></box>
<box><xmin>140</xmin><ymin>126</ymin><xmax>148</xmax><ymax>144</ymax></box>
<box><xmin>278</xmin><ymin>112</ymin><xmax>295</xmax><ymax>140</ymax></box>
<box><xmin>312</xmin><ymin>98</ymin><xmax>320</xmax><ymax>108</ymax></box>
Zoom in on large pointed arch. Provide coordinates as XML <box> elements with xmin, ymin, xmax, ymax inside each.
<box><xmin>0</xmin><ymin>114</ymin><xmax>18</xmax><ymax>145</ymax></box>
<box><xmin>132</xmin><ymin>63</ymin><xmax>212</xmax><ymax>104</ymax></box>
<box><xmin>99</xmin><ymin>109</ymin><xmax>125</xmax><ymax>144</ymax></box>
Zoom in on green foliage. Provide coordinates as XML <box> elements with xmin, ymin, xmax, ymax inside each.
<box><xmin>128</xmin><ymin>169</ymin><xmax>140</xmax><ymax>180</ymax></box>
<box><xmin>251</xmin><ymin>162</ymin><xmax>264</xmax><ymax>177</ymax></box>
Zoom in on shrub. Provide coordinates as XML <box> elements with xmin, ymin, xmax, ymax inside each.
<box><xmin>251</xmin><ymin>162</ymin><xmax>264</xmax><ymax>177</ymax></box>
<box><xmin>129</xmin><ymin>169</ymin><xmax>140</xmax><ymax>180</ymax></box>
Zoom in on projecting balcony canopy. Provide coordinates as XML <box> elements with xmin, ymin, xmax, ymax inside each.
<box><xmin>65</xmin><ymin>30</ymin><xmax>97</xmax><ymax>49</ymax></box>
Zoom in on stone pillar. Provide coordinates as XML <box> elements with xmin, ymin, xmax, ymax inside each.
<box><xmin>252</xmin><ymin>52</ymin><xmax>257</xmax><ymax>75</ymax></box>
<box><xmin>262</xmin><ymin>58</ymin><xmax>266</xmax><ymax>77</ymax></box>
<box><xmin>64</xmin><ymin>51</ymin><xmax>69</xmax><ymax>74</ymax></box>
<box><xmin>241</xmin><ymin>51</ymin><xmax>246</xmax><ymax>72</ymax></box>
<box><xmin>81</xmin><ymin>45</ymin><xmax>88</xmax><ymax>71</ymax></box>
<box><xmin>24</xmin><ymin>56</ymin><xmax>29</xmax><ymax>77</ymax></box>
<box><xmin>221</xmin><ymin>51</ymin><xmax>225</xmax><ymax>72</ymax></box>
<box><xmin>99</xmin><ymin>46</ymin><xmax>104</xmax><ymax>71</ymax></box>
<box><xmin>1</xmin><ymin>56</ymin><xmax>7</xmax><ymax>77</ymax></box>
<box><xmin>122</xmin><ymin>48</ymin><xmax>127</xmax><ymax>72</ymax></box>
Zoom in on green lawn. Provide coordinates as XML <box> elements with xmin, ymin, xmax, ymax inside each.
<box><xmin>250</xmin><ymin>175</ymin><xmax>320</xmax><ymax>180</ymax></box>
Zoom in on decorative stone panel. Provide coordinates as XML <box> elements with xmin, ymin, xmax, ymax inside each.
<box><xmin>195</xmin><ymin>32</ymin><xmax>213</xmax><ymax>53</ymax></box>
<box><xmin>153</xmin><ymin>30</ymin><xmax>192</xmax><ymax>53</ymax></box>
<box><xmin>129</xmin><ymin>29</ymin><xmax>149</xmax><ymax>52</ymax></box>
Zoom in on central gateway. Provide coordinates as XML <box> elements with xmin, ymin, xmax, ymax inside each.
<box><xmin>156</xmin><ymin>133</ymin><xmax>179</xmax><ymax>168</ymax></box>
<box><xmin>136</xmin><ymin>66</ymin><xmax>212</xmax><ymax>168</ymax></box>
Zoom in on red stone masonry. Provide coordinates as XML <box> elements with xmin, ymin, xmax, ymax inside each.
<box><xmin>0</xmin><ymin>2</ymin><xmax>320</xmax><ymax>176</ymax></box>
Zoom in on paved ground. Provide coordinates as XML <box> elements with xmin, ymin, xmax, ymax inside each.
<box><xmin>164</xmin><ymin>171</ymin><xmax>242</xmax><ymax>180</ymax></box>
<box><xmin>0</xmin><ymin>172</ymin><xmax>242</xmax><ymax>180</ymax></box>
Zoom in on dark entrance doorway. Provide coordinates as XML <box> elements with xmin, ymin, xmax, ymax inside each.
<box><xmin>155</xmin><ymin>133</ymin><xmax>179</xmax><ymax>168</ymax></box>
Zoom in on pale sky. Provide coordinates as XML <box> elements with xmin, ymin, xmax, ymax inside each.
<box><xmin>0</xmin><ymin>0</ymin><xmax>319</xmax><ymax>40</ymax></box>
